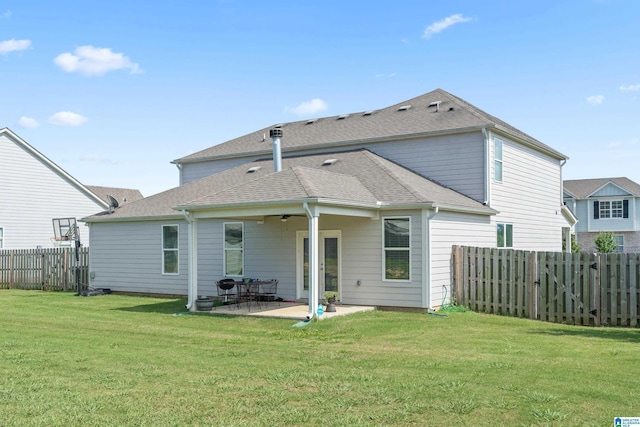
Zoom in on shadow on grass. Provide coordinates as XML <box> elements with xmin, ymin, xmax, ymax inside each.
<box><xmin>531</xmin><ymin>326</ymin><xmax>640</xmax><ymax>344</ymax></box>
<box><xmin>114</xmin><ymin>298</ymin><xmax>188</xmax><ymax>315</ymax></box>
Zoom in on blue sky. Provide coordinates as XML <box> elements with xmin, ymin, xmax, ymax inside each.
<box><xmin>1</xmin><ymin>1</ymin><xmax>639</xmax><ymax>196</ymax></box>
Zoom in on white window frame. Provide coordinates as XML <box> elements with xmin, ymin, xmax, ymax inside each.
<box><xmin>223</xmin><ymin>222</ymin><xmax>244</xmax><ymax>278</ymax></box>
<box><xmin>615</xmin><ymin>235</ymin><xmax>624</xmax><ymax>253</ymax></box>
<box><xmin>382</xmin><ymin>216</ymin><xmax>411</xmax><ymax>282</ymax></box>
<box><xmin>494</xmin><ymin>137</ymin><xmax>503</xmax><ymax>182</ymax></box>
<box><xmin>600</xmin><ymin>200</ymin><xmax>623</xmax><ymax>219</ymax></box>
<box><xmin>0</xmin><ymin>227</ymin><xmax>3</xmax><ymax>249</ymax></box>
<box><xmin>162</xmin><ymin>224</ymin><xmax>179</xmax><ymax>275</ymax></box>
<box><xmin>497</xmin><ymin>223</ymin><xmax>513</xmax><ymax>248</ymax></box>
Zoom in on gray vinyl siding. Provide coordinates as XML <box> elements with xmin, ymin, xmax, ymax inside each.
<box><xmin>584</xmin><ymin>199</ymin><xmax>637</xmax><ymax>232</ymax></box>
<box><xmin>592</xmin><ymin>183</ymin><xmax>631</xmax><ymax>197</ymax></box>
<box><xmin>430</xmin><ymin>211</ymin><xmax>494</xmax><ymax>307</ymax></box>
<box><xmin>1</xmin><ymin>133</ymin><xmax>105</xmax><ymax>249</ymax></box>
<box><xmin>180</xmin><ymin>155</ymin><xmax>267</xmax><ymax>185</ymax></box>
<box><xmin>180</xmin><ymin>132</ymin><xmax>486</xmax><ymax>202</ymax></box>
<box><xmin>489</xmin><ymin>133</ymin><xmax>564</xmax><ymax>251</ymax></box>
<box><xmin>88</xmin><ymin>221</ymin><xmax>189</xmax><ymax>294</ymax></box>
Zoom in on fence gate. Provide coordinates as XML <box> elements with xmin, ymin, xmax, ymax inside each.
<box><xmin>536</xmin><ymin>251</ymin><xmax>598</xmax><ymax>326</ymax></box>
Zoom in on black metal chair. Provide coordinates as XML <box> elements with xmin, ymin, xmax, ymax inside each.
<box><xmin>216</xmin><ymin>278</ymin><xmax>238</xmax><ymax>309</ymax></box>
<box><xmin>258</xmin><ymin>279</ymin><xmax>279</xmax><ymax>306</ymax></box>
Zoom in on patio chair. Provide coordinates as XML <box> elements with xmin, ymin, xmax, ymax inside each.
<box><xmin>216</xmin><ymin>278</ymin><xmax>238</xmax><ymax>309</ymax></box>
<box><xmin>259</xmin><ymin>279</ymin><xmax>279</xmax><ymax>306</ymax></box>
<box><xmin>237</xmin><ymin>279</ymin><xmax>262</xmax><ymax>311</ymax></box>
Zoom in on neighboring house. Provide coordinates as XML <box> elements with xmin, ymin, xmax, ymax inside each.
<box><xmin>83</xmin><ymin>88</ymin><xmax>572</xmax><ymax>314</ymax></box>
<box><xmin>563</xmin><ymin>177</ymin><xmax>640</xmax><ymax>253</ymax></box>
<box><xmin>0</xmin><ymin>128</ymin><xmax>142</xmax><ymax>249</ymax></box>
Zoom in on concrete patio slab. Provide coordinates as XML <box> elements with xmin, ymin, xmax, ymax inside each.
<box><xmin>202</xmin><ymin>301</ymin><xmax>375</xmax><ymax>320</ymax></box>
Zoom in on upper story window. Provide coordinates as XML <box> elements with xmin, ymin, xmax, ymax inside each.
<box><xmin>593</xmin><ymin>200</ymin><xmax>629</xmax><ymax>219</ymax></box>
<box><xmin>162</xmin><ymin>225</ymin><xmax>179</xmax><ymax>274</ymax></box>
<box><xmin>224</xmin><ymin>222</ymin><xmax>244</xmax><ymax>277</ymax></box>
<box><xmin>494</xmin><ymin>138</ymin><xmax>503</xmax><ymax>182</ymax></box>
<box><xmin>383</xmin><ymin>217</ymin><xmax>411</xmax><ymax>281</ymax></box>
<box><xmin>497</xmin><ymin>223</ymin><xmax>513</xmax><ymax>248</ymax></box>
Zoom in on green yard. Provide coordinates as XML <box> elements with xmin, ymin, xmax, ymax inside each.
<box><xmin>1</xmin><ymin>290</ymin><xmax>638</xmax><ymax>426</ymax></box>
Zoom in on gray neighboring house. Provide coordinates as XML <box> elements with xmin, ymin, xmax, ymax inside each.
<box><xmin>563</xmin><ymin>177</ymin><xmax>640</xmax><ymax>253</ymax></box>
<box><xmin>83</xmin><ymin>88</ymin><xmax>573</xmax><ymax>314</ymax></box>
<box><xmin>0</xmin><ymin>128</ymin><xmax>144</xmax><ymax>249</ymax></box>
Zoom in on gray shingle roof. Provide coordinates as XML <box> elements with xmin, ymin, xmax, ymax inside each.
<box><xmin>84</xmin><ymin>149</ymin><xmax>495</xmax><ymax>222</ymax></box>
<box><xmin>563</xmin><ymin>177</ymin><xmax>640</xmax><ymax>199</ymax></box>
<box><xmin>174</xmin><ymin>88</ymin><xmax>566</xmax><ymax>164</ymax></box>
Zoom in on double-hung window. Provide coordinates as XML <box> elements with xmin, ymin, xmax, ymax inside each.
<box><xmin>494</xmin><ymin>138</ymin><xmax>503</xmax><ymax>182</ymax></box>
<box><xmin>497</xmin><ymin>223</ymin><xmax>513</xmax><ymax>248</ymax></box>
<box><xmin>162</xmin><ymin>225</ymin><xmax>179</xmax><ymax>274</ymax></box>
<box><xmin>224</xmin><ymin>222</ymin><xmax>244</xmax><ymax>277</ymax></box>
<box><xmin>594</xmin><ymin>200</ymin><xmax>628</xmax><ymax>219</ymax></box>
<box><xmin>0</xmin><ymin>227</ymin><xmax>3</xmax><ymax>249</ymax></box>
<box><xmin>383</xmin><ymin>217</ymin><xmax>410</xmax><ymax>281</ymax></box>
<box><xmin>615</xmin><ymin>235</ymin><xmax>624</xmax><ymax>253</ymax></box>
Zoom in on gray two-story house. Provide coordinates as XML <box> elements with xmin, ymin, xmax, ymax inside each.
<box><xmin>564</xmin><ymin>177</ymin><xmax>640</xmax><ymax>253</ymax></box>
<box><xmin>83</xmin><ymin>89</ymin><xmax>573</xmax><ymax>314</ymax></box>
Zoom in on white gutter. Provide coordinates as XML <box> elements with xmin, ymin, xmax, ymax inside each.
<box><xmin>482</xmin><ymin>127</ymin><xmax>490</xmax><ymax>206</ymax></box>
<box><xmin>424</xmin><ymin>207</ymin><xmax>439</xmax><ymax>310</ymax></box>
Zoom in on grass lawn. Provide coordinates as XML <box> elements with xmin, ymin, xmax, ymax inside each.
<box><xmin>1</xmin><ymin>290</ymin><xmax>639</xmax><ymax>426</ymax></box>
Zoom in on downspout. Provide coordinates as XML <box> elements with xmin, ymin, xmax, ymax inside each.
<box><xmin>424</xmin><ymin>207</ymin><xmax>439</xmax><ymax>310</ymax></box>
<box><xmin>482</xmin><ymin>127</ymin><xmax>490</xmax><ymax>205</ymax></box>
<box><xmin>303</xmin><ymin>202</ymin><xmax>319</xmax><ymax>319</ymax></box>
<box><xmin>182</xmin><ymin>209</ymin><xmax>198</xmax><ymax>311</ymax></box>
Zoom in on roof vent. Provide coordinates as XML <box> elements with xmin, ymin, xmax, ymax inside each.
<box><xmin>306</xmin><ymin>118</ymin><xmax>318</xmax><ymax>125</ymax></box>
<box><xmin>322</xmin><ymin>158</ymin><xmax>338</xmax><ymax>166</ymax></box>
<box><xmin>337</xmin><ymin>114</ymin><xmax>349</xmax><ymax>120</ymax></box>
<box><xmin>274</xmin><ymin>123</ymin><xmax>283</xmax><ymax>128</ymax></box>
<box><xmin>398</xmin><ymin>105</ymin><xmax>411</xmax><ymax>111</ymax></box>
<box><xmin>362</xmin><ymin>110</ymin><xmax>374</xmax><ymax>116</ymax></box>
<box><xmin>428</xmin><ymin>101</ymin><xmax>441</xmax><ymax>112</ymax></box>
<box><xmin>247</xmin><ymin>166</ymin><xmax>262</xmax><ymax>173</ymax></box>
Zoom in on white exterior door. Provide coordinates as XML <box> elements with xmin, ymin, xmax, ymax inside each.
<box><xmin>296</xmin><ymin>230</ymin><xmax>341</xmax><ymax>300</ymax></box>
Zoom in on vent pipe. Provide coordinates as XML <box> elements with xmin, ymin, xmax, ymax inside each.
<box><xmin>269</xmin><ymin>128</ymin><xmax>283</xmax><ymax>172</ymax></box>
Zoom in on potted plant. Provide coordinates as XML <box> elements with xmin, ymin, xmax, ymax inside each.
<box><xmin>324</xmin><ymin>291</ymin><xmax>339</xmax><ymax>312</ymax></box>
<box><xmin>195</xmin><ymin>295</ymin><xmax>214</xmax><ymax>311</ymax></box>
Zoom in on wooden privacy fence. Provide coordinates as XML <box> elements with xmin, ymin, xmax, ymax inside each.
<box><xmin>0</xmin><ymin>247</ymin><xmax>89</xmax><ymax>291</ymax></box>
<box><xmin>452</xmin><ymin>246</ymin><xmax>640</xmax><ymax>327</ymax></box>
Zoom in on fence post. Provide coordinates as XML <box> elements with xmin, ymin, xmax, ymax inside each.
<box><xmin>529</xmin><ymin>251</ymin><xmax>537</xmax><ymax>320</ymax></box>
<box><xmin>591</xmin><ymin>253</ymin><xmax>601</xmax><ymax>327</ymax></box>
<box><xmin>452</xmin><ymin>246</ymin><xmax>463</xmax><ymax>305</ymax></box>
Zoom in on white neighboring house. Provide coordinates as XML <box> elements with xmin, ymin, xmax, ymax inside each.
<box><xmin>564</xmin><ymin>177</ymin><xmax>640</xmax><ymax>253</ymax></box>
<box><xmin>83</xmin><ymin>89</ymin><xmax>574</xmax><ymax>313</ymax></box>
<box><xmin>0</xmin><ymin>128</ymin><xmax>142</xmax><ymax>249</ymax></box>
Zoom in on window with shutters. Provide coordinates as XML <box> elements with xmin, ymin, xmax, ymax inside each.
<box><xmin>593</xmin><ymin>200</ymin><xmax>628</xmax><ymax>219</ymax></box>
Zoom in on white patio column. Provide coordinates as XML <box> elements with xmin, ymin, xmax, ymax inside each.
<box><xmin>304</xmin><ymin>203</ymin><xmax>320</xmax><ymax>319</ymax></box>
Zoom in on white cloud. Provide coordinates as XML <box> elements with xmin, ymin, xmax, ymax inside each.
<box><xmin>375</xmin><ymin>73</ymin><xmax>397</xmax><ymax>79</ymax></box>
<box><xmin>620</xmin><ymin>84</ymin><xmax>640</xmax><ymax>92</ymax></box>
<box><xmin>423</xmin><ymin>14</ymin><xmax>473</xmax><ymax>39</ymax></box>
<box><xmin>17</xmin><ymin>116</ymin><xmax>39</xmax><ymax>128</ymax></box>
<box><xmin>54</xmin><ymin>45</ymin><xmax>141</xmax><ymax>76</ymax></box>
<box><xmin>49</xmin><ymin>111</ymin><xmax>88</xmax><ymax>126</ymax></box>
<box><xmin>0</xmin><ymin>39</ymin><xmax>31</xmax><ymax>54</ymax></box>
<box><xmin>586</xmin><ymin>95</ymin><xmax>604</xmax><ymax>106</ymax></box>
<box><xmin>287</xmin><ymin>98</ymin><xmax>328</xmax><ymax>116</ymax></box>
